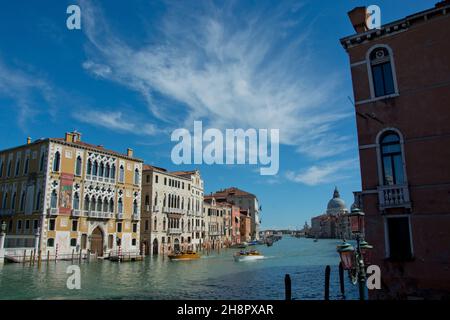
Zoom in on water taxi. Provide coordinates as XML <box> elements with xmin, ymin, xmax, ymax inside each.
<box><xmin>233</xmin><ymin>250</ymin><xmax>264</xmax><ymax>262</ymax></box>
<box><xmin>168</xmin><ymin>251</ymin><xmax>200</xmax><ymax>261</ymax></box>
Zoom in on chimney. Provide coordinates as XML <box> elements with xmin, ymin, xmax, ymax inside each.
<box><xmin>72</xmin><ymin>131</ymin><xmax>81</xmax><ymax>142</ymax></box>
<box><xmin>27</xmin><ymin>137</ymin><xmax>31</xmax><ymax>144</ymax></box>
<box><xmin>127</xmin><ymin>148</ymin><xmax>134</xmax><ymax>158</ymax></box>
<box><xmin>64</xmin><ymin>132</ymin><xmax>73</xmax><ymax>142</ymax></box>
<box><xmin>348</xmin><ymin>7</ymin><xmax>368</xmax><ymax>33</ymax></box>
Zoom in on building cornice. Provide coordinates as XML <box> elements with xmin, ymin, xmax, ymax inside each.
<box><xmin>340</xmin><ymin>3</ymin><xmax>450</xmax><ymax>50</ymax></box>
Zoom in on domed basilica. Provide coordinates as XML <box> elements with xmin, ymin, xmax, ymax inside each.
<box><xmin>310</xmin><ymin>187</ymin><xmax>352</xmax><ymax>239</ymax></box>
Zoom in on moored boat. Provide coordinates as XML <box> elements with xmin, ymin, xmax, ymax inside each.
<box><xmin>233</xmin><ymin>250</ymin><xmax>264</xmax><ymax>262</ymax></box>
<box><xmin>168</xmin><ymin>251</ymin><xmax>200</xmax><ymax>261</ymax></box>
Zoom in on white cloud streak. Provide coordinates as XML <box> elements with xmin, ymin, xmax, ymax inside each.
<box><xmin>285</xmin><ymin>158</ymin><xmax>358</xmax><ymax>186</ymax></box>
<box><xmin>79</xmin><ymin>0</ymin><xmax>352</xmax><ymax>160</ymax></box>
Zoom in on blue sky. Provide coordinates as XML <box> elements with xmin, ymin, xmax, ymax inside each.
<box><xmin>0</xmin><ymin>0</ymin><xmax>436</xmax><ymax>229</ymax></box>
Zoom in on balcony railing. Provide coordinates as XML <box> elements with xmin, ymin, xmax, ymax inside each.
<box><xmin>87</xmin><ymin>211</ymin><xmax>113</xmax><ymax>219</ymax></box>
<box><xmin>72</xmin><ymin>209</ymin><xmax>81</xmax><ymax>217</ymax></box>
<box><xmin>153</xmin><ymin>205</ymin><xmax>160</xmax><ymax>212</ymax></box>
<box><xmin>378</xmin><ymin>184</ymin><xmax>411</xmax><ymax>210</ymax></box>
<box><xmin>132</xmin><ymin>213</ymin><xmax>140</xmax><ymax>221</ymax></box>
<box><xmin>163</xmin><ymin>207</ymin><xmax>183</xmax><ymax>214</ymax></box>
<box><xmin>168</xmin><ymin>227</ymin><xmax>182</xmax><ymax>234</ymax></box>
<box><xmin>47</xmin><ymin>208</ymin><xmax>58</xmax><ymax>216</ymax></box>
<box><xmin>0</xmin><ymin>209</ymin><xmax>14</xmax><ymax>216</ymax></box>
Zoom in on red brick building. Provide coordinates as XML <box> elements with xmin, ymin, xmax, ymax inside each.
<box><xmin>341</xmin><ymin>1</ymin><xmax>450</xmax><ymax>299</ymax></box>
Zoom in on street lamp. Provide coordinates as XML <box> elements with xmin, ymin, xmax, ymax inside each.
<box><xmin>336</xmin><ymin>207</ymin><xmax>374</xmax><ymax>300</ymax></box>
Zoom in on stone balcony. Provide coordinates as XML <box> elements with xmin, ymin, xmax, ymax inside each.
<box><xmin>378</xmin><ymin>184</ymin><xmax>411</xmax><ymax>210</ymax></box>
<box><xmin>168</xmin><ymin>227</ymin><xmax>182</xmax><ymax>234</ymax></box>
<box><xmin>87</xmin><ymin>211</ymin><xmax>114</xmax><ymax>219</ymax></box>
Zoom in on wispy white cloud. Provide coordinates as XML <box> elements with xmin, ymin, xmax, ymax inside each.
<box><xmin>79</xmin><ymin>0</ymin><xmax>351</xmax><ymax>160</ymax></box>
<box><xmin>73</xmin><ymin>109</ymin><xmax>158</xmax><ymax>136</ymax></box>
<box><xmin>286</xmin><ymin>158</ymin><xmax>358</xmax><ymax>186</ymax></box>
<box><xmin>82</xmin><ymin>61</ymin><xmax>112</xmax><ymax>78</ymax></box>
<box><xmin>0</xmin><ymin>59</ymin><xmax>55</xmax><ymax>129</ymax></box>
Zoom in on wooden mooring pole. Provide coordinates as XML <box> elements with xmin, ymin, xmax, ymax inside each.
<box><xmin>339</xmin><ymin>262</ymin><xmax>346</xmax><ymax>298</ymax></box>
<box><xmin>324</xmin><ymin>265</ymin><xmax>331</xmax><ymax>301</ymax></box>
<box><xmin>284</xmin><ymin>274</ymin><xmax>292</xmax><ymax>301</ymax></box>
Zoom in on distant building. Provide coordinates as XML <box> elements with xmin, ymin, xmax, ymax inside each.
<box><xmin>310</xmin><ymin>187</ymin><xmax>351</xmax><ymax>239</ymax></box>
<box><xmin>211</xmin><ymin>187</ymin><xmax>261</xmax><ymax>240</ymax></box>
<box><xmin>239</xmin><ymin>209</ymin><xmax>251</xmax><ymax>242</ymax></box>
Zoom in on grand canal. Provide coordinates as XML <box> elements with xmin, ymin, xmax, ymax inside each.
<box><xmin>0</xmin><ymin>237</ymin><xmax>358</xmax><ymax>300</ymax></box>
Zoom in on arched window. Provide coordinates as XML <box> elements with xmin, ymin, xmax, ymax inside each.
<box><xmin>35</xmin><ymin>191</ymin><xmax>41</xmax><ymax>210</ymax></box>
<box><xmin>134</xmin><ymin>168</ymin><xmax>139</xmax><ymax>185</ymax></box>
<box><xmin>0</xmin><ymin>160</ymin><xmax>4</xmax><ymax>177</ymax></box>
<box><xmin>75</xmin><ymin>156</ymin><xmax>82</xmax><ymax>176</ymax></box>
<box><xmin>73</xmin><ymin>192</ymin><xmax>80</xmax><ymax>210</ymax></box>
<box><xmin>380</xmin><ymin>132</ymin><xmax>404</xmax><ymax>185</ymax></box>
<box><xmin>99</xmin><ymin>162</ymin><xmax>104</xmax><ymax>177</ymax></box>
<box><xmin>105</xmin><ymin>163</ymin><xmax>110</xmax><ymax>178</ymax></box>
<box><xmin>369</xmin><ymin>47</ymin><xmax>396</xmax><ymax>98</ymax></box>
<box><xmin>111</xmin><ymin>164</ymin><xmax>116</xmax><ymax>179</ymax></box>
<box><xmin>11</xmin><ymin>192</ymin><xmax>16</xmax><ymax>210</ymax></box>
<box><xmin>163</xmin><ymin>218</ymin><xmax>166</xmax><ymax>230</ymax></box>
<box><xmin>87</xmin><ymin>159</ymin><xmax>92</xmax><ymax>175</ymax></box>
<box><xmin>7</xmin><ymin>160</ymin><xmax>12</xmax><ymax>177</ymax></box>
<box><xmin>2</xmin><ymin>193</ymin><xmax>8</xmax><ymax>209</ymax></box>
<box><xmin>96</xmin><ymin>197</ymin><xmax>102</xmax><ymax>212</ymax></box>
<box><xmin>118</xmin><ymin>198</ymin><xmax>123</xmax><ymax>214</ymax></box>
<box><xmin>24</xmin><ymin>158</ymin><xmax>29</xmax><ymax>175</ymax></box>
<box><xmin>154</xmin><ymin>216</ymin><xmax>157</xmax><ymax>231</ymax></box>
<box><xmin>91</xmin><ymin>197</ymin><xmax>96</xmax><ymax>212</ymax></box>
<box><xmin>109</xmin><ymin>199</ymin><xmax>114</xmax><ymax>213</ymax></box>
<box><xmin>39</xmin><ymin>153</ymin><xmax>45</xmax><ymax>172</ymax></box>
<box><xmin>119</xmin><ymin>165</ymin><xmax>124</xmax><ymax>182</ymax></box>
<box><xmin>154</xmin><ymin>193</ymin><xmax>158</xmax><ymax>205</ymax></box>
<box><xmin>92</xmin><ymin>161</ymin><xmax>98</xmax><ymax>176</ymax></box>
<box><xmin>145</xmin><ymin>194</ymin><xmax>150</xmax><ymax>206</ymax></box>
<box><xmin>103</xmin><ymin>198</ymin><xmax>108</xmax><ymax>212</ymax></box>
<box><xmin>20</xmin><ymin>192</ymin><xmax>26</xmax><ymax>211</ymax></box>
<box><xmin>15</xmin><ymin>159</ymin><xmax>21</xmax><ymax>176</ymax></box>
<box><xmin>133</xmin><ymin>200</ymin><xmax>138</xmax><ymax>214</ymax></box>
<box><xmin>84</xmin><ymin>195</ymin><xmax>90</xmax><ymax>211</ymax></box>
<box><xmin>53</xmin><ymin>151</ymin><xmax>60</xmax><ymax>172</ymax></box>
<box><xmin>50</xmin><ymin>190</ymin><xmax>58</xmax><ymax>208</ymax></box>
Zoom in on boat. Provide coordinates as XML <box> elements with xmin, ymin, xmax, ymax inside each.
<box><xmin>230</xmin><ymin>242</ymin><xmax>247</xmax><ymax>249</ymax></box>
<box><xmin>168</xmin><ymin>251</ymin><xmax>200</xmax><ymax>261</ymax></box>
<box><xmin>266</xmin><ymin>238</ymin><xmax>273</xmax><ymax>247</ymax></box>
<box><xmin>314</xmin><ymin>238</ymin><xmax>318</xmax><ymax>242</ymax></box>
<box><xmin>233</xmin><ymin>250</ymin><xmax>265</xmax><ymax>262</ymax></box>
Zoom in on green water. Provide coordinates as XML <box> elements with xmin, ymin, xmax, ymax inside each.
<box><xmin>0</xmin><ymin>237</ymin><xmax>358</xmax><ymax>300</ymax></box>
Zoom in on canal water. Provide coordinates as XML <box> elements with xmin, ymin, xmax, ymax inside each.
<box><xmin>0</xmin><ymin>237</ymin><xmax>358</xmax><ymax>300</ymax></box>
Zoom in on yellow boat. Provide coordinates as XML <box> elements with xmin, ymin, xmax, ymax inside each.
<box><xmin>234</xmin><ymin>250</ymin><xmax>265</xmax><ymax>262</ymax></box>
<box><xmin>168</xmin><ymin>251</ymin><xmax>200</xmax><ymax>261</ymax></box>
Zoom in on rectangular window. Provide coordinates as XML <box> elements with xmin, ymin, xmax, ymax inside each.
<box><xmin>117</xmin><ymin>222</ymin><xmax>122</xmax><ymax>233</ymax></box>
<box><xmin>164</xmin><ymin>177</ymin><xmax>167</xmax><ymax>185</ymax></box>
<box><xmin>17</xmin><ymin>220</ymin><xmax>23</xmax><ymax>231</ymax></box>
<box><xmin>33</xmin><ymin>220</ymin><xmax>39</xmax><ymax>230</ymax></box>
<box><xmin>49</xmin><ymin>219</ymin><xmax>56</xmax><ymax>231</ymax></box>
<box><xmin>386</xmin><ymin>217</ymin><xmax>413</xmax><ymax>261</ymax></box>
<box><xmin>155</xmin><ymin>175</ymin><xmax>159</xmax><ymax>183</ymax></box>
<box><xmin>81</xmin><ymin>234</ymin><xmax>87</xmax><ymax>249</ymax></box>
<box><xmin>70</xmin><ymin>238</ymin><xmax>77</xmax><ymax>247</ymax></box>
<box><xmin>25</xmin><ymin>220</ymin><xmax>30</xmax><ymax>230</ymax></box>
<box><xmin>72</xmin><ymin>220</ymin><xmax>78</xmax><ymax>231</ymax></box>
<box><xmin>145</xmin><ymin>220</ymin><xmax>149</xmax><ymax>231</ymax></box>
<box><xmin>133</xmin><ymin>223</ymin><xmax>137</xmax><ymax>233</ymax></box>
<box><xmin>372</xmin><ymin>62</ymin><xmax>395</xmax><ymax>97</ymax></box>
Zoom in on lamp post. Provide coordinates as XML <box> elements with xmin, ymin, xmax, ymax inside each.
<box><xmin>336</xmin><ymin>207</ymin><xmax>373</xmax><ymax>301</ymax></box>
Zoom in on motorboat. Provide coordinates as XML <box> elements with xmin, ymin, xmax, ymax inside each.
<box><xmin>168</xmin><ymin>251</ymin><xmax>200</xmax><ymax>261</ymax></box>
<box><xmin>233</xmin><ymin>250</ymin><xmax>264</xmax><ymax>262</ymax></box>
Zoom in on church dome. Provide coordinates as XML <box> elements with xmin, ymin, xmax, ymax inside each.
<box><xmin>326</xmin><ymin>187</ymin><xmax>347</xmax><ymax>214</ymax></box>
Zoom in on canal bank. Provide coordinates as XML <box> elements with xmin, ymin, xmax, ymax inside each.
<box><xmin>0</xmin><ymin>237</ymin><xmax>358</xmax><ymax>300</ymax></box>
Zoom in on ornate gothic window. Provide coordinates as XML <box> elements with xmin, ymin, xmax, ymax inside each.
<box><xmin>53</xmin><ymin>151</ymin><xmax>60</xmax><ymax>172</ymax></box>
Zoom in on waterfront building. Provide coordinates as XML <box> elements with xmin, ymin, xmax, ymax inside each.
<box><xmin>309</xmin><ymin>187</ymin><xmax>351</xmax><ymax>239</ymax></box>
<box><xmin>0</xmin><ymin>132</ymin><xmax>142</xmax><ymax>259</ymax></box>
<box><xmin>341</xmin><ymin>1</ymin><xmax>450</xmax><ymax>299</ymax></box>
<box><xmin>239</xmin><ymin>209</ymin><xmax>251</xmax><ymax>242</ymax></box>
<box><xmin>140</xmin><ymin>166</ymin><xmax>204</xmax><ymax>254</ymax></box>
<box><xmin>211</xmin><ymin>187</ymin><xmax>261</xmax><ymax>240</ymax></box>
<box><xmin>203</xmin><ymin>196</ymin><xmax>226</xmax><ymax>249</ymax></box>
